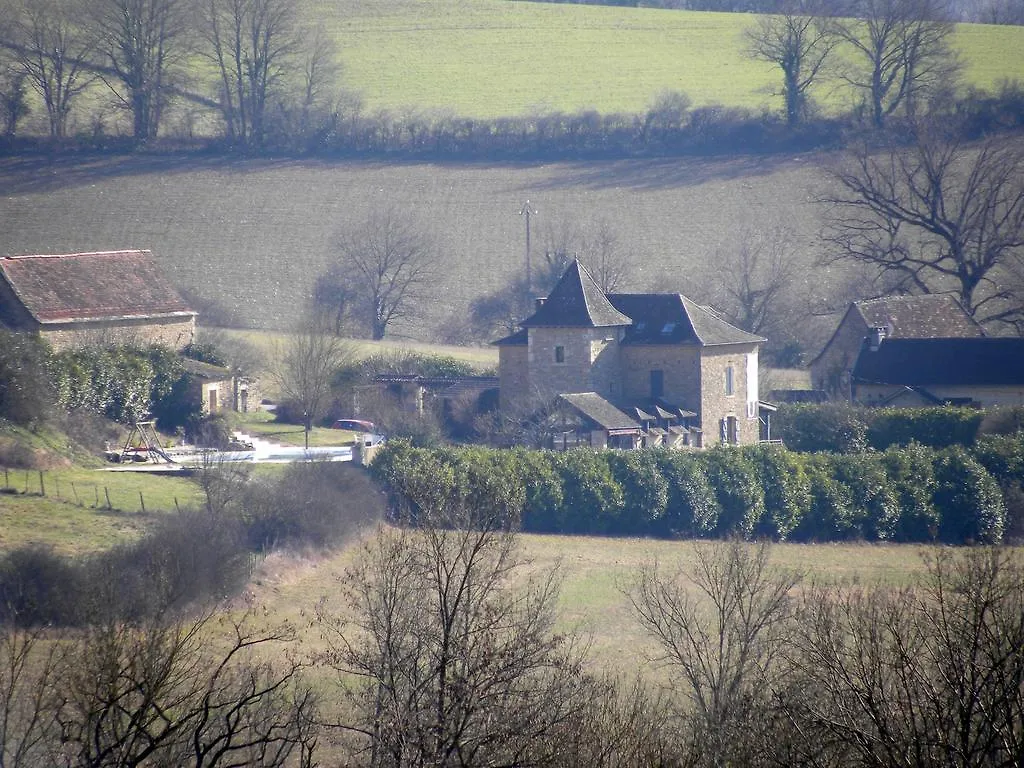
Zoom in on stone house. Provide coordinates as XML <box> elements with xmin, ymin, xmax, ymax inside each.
<box><xmin>0</xmin><ymin>250</ymin><xmax>196</xmax><ymax>351</ymax></box>
<box><xmin>810</xmin><ymin>295</ymin><xmax>984</xmax><ymax>400</ymax></box>
<box><xmin>851</xmin><ymin>337</ymin><xmax>1024</xmax><ymax>407</ymax></box>
<box><xmin>494</xmin><ymin>260</ymin><xmax>766</xmax><ymax>448</ymax></box>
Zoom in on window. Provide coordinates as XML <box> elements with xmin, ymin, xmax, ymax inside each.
<box><xmin>650</xmin><ymin>369</ymin><xmax>664</xmax><ymax>398</ymax></box>
<box><xmin>725</xmin><ymin>366</ymin><xmax>735</xmax><ymax>396</ymax></box>
<box><xmin>727</xmin><ymin>415</ymin><xmax>738</xmax><ymax>444</ymax></box>
<box><xmin>554</xmin><ymin>345</ymin><xmax>565</xmax><ymax>363</ymax></box>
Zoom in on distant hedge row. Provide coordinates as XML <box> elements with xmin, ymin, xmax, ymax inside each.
<box><xmin>371</xmin><ymin>436</ymin><xmax>1024</xmax><ymax>544</ymax></box>
<box><xmin>773</xmin><ymin>404</ymin><xmax>1024</xmax><ymax>453</ymax></box>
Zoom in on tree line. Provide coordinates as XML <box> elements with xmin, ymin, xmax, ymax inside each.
<box><xmin>0</xmin><ymin>0</ymin><xmax>1022</xmax><ymax>149</ymax></box>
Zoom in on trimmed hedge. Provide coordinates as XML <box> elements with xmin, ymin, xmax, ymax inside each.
<box><xmin>370</xmin><ymin>436</ymin><xmax>1024</xmax><ymax>544</ymax></box>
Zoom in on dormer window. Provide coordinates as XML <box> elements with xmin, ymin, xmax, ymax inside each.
<box><xmin>661</xmin><ymin>322</ymin><xmax>676</xmax><ymax>335</ymax></box>
<box><xmin>554</xmin><ymin>345</ymin><xmax>565</xmax><ymax>363</ymax></box>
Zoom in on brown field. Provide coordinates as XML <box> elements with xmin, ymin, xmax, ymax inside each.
<box><xmin>0</xmin><ymin>153</ymin><xmax>843</xmax><ymax>350</ymax></box>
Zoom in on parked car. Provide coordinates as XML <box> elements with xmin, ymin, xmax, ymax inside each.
<box><xmin>331</xmin><ymin>418</ymin><xmax>376</xmax><ymax>432</ymax></box>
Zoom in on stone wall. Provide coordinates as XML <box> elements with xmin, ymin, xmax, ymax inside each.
<box><xmin>527</xmin><ymin>326</ymin><xmax>624</xmax><ymax>400</ymax></box>
<box><xmin>620</xmin><ymin>345</ymin><xmax>702</xmax><ymax>409</ymax></box>
<box><xmin>498</xmin><ymin>345</ymin><xmax>529</xmax><ymax>411</ymax></box>
<box><xmin>699</xmin><ymin>344</ymin><xmax>760</xmax><ymax>446</ymax></box>
<box><xmin>38</xmin><ymin>315</ymin><xmax>196</xmax><ymax>352</ymax></box>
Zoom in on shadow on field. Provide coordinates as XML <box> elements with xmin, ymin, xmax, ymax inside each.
<box><xmin>0</xmin><ymin>150</ymin><xmax>824</xmax><ymax>196</ymax></box>
<box><xmin>526</xmin><ymin>154</ymin><xmax>821</xmax><ymax>192</ymax></box>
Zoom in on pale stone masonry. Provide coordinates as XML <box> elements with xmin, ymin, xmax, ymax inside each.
<box><xmin>494</xmin><ymin>260</ymin><xmax>766</xmax><ymax>448</ymax></box>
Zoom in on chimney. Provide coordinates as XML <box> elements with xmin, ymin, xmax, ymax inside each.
<box><xmin>535</xmin><ymin>297</ymin><xmax>547</xmax><ymax>311</ymax></box>
<box><xmin>868</xmin><ymin>326</ymin><xmax>887</xmax><ymax>351</ymax></box>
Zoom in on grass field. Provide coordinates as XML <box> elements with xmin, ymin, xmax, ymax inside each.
<box><xmin>308</xmin><ymin>0</ymin><xmax>1024</xmax><ymax>119</ymax></box>
<box><xmin>254</xmin><ymin>529</ymin><xmax>935</xmax><ymax>677</ymax></box>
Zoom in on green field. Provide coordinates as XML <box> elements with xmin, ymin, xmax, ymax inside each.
<box><xmin>308</xmin><ymin>0</ymin><xmax>1024</xmax><ymax>119</ymax></box>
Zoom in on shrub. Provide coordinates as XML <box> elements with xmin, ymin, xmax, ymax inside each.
<box><xmin>653</xmin><ymin>449</ymin><xmax>720</xmax><ymax>538</ymax></box>
<box><xmin>834</xmin><ymin>453</ymin><xmax>900</xmax><ymax>541</ymax></box>
<box><xmin>865</xmin><ymin>407</ymin><xmax>982</xmax><ymax>450</ymax></box>
<box><xmin>775</xmin><ymin>404</ymin><xmax>868</xmax><ymax>453</ymax></box>
<box><xmin>518</xmin><ymin>449</ymin><xmax>565</xmax><ymax>533</ymax></box>
<box><xmin>933</xmin><ymin>446</ymin><xmax>1005</xmax><ymax>545</ymax></box>
<box><xmin>0</xmin><ymin>544</ymin><xmax>84</xmax><ymax>625</ymax></box>
<box><xmin>0</xmin><ymin>329</ymin><xmax>54</xmax><ymax>427</ymax></box>
<box><xmin>797</xmin><ymin>455</ymin><xmax>857</xmax><ymax>542</ymax></box>
<box><xmin>746</xmin><ymin>445</ymin><xmax>810</xmax><ymax>541</ymax></box>
<box><xmin>550</xmin><ymin>450</ymin><xmax>623</xmax><ymax>535</ymax></box>
<box><xmin>703</xmin><ymin>448</ymin><xmax>765</xmax><ymax>539</ymax></box>
<box><xmin>606</xmin><ymin>450</ymin><xmax>669</xmax><ymax>536</ymax></box>
<box><xmin>882</xmin><ymin>442</ymin><xmax>940</xmax><ymax>542</ymax></box>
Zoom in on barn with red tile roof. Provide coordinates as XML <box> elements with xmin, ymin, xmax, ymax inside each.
<box><xmin>0</xmin><ymin>250</ymin><xmax>196</xmax><ymax>350</ymax></box>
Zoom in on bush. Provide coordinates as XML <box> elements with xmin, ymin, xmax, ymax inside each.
<box><xmin>746</xmin><ymin>445</ymin><xmax>810</xmax><ymax>541</ymax></box>
<box><xmin>0</xmin><ymin>329</ymin><xmax>54</xmax><ymax>427</ymax></box>
<box><xmin>0</xmin><ymin>544</ymin><xmax>84</xmax><ymax>625</ymax></box>
<box><xmin>883</xmin><ymin>442</ymin><xmax>940</xmax><ymax>542</ymax></box>
<box><xmin>775</xmin><ymin>405</ymin><xmax>868</xmax><ymax>453</ymax></box>
<box><xmin>834</xmin><ymin>453</ymin><xmax>900</xmax><ymax>541</ymax></box>
<box><xmin>550</xmin><ymin>450</ymin><xmax>623</xmax><ymax>534</ymax></box>
<box><xmin>703</xmin><ymin>448</ymin><xmax>764</xmax><ymax>538</ymax></box>
<box><xmin>933</xmin><ymin>446</ymin><xmax>1005</xmax><ymax>545</ymax></box>
<box><xmin>653</xmin><ymin>449</ymin><xmax>720</xmax><ymax>538</ymax></box>
<box><xmin>607</xmin><ymin>450</ymin><xmax>668</xmax><ymax>536</ymax></box>
<box><xmin>865</xmin><ymin>407</ymin><xmax>982</xmax><ymax>450</ymax></box>
<box><xmin>796</xmin><ymin>454</ymin><xmax>857</xmax><ymax>542</ymax></box>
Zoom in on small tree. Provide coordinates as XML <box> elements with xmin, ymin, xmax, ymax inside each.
<box><xmin>745</xmin><ymin>0</ymin><xmax>838</xmax><ymax>126</ymax></box>
<box><xmin>273</xmin><ymin>312</ymin><xmax>355</xmax><ymax>446</ymax></box>
<box><xmin>329</xmin><ymin>206</ymin><xmax>437</xmax><ymax>340</ymax></box>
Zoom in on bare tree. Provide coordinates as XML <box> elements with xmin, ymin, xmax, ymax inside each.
<box><xmin>832</xmin><ymin>0</ymin><xmax>960</xmax><ymax>127</ymax></box>
<box><xmin>820</xmin><ymin>128</ymin><xmax>1024</xmax><ymax>329</ymax></box>
<box><xmin>0</xmin><ymin>626</ymin><xmax>63</xmax><ymax>767</ymax></box>
<box><xmin>788</xmin><ymin>547</ymin><xmax>1024</xmax><ymax>767</ymax></box>
<box><xmin>90</xmin><ymin>0</ymin><xmax>193</xmax><ymax>141</ymax></box>
<box><xmin>317</xmin><ymin>501</ymin><xmax>598</xmax><ymax>768</ymax></box>
<box><xmin>0</xmin><ymin>56</ymin><xmax>30</xmax><ymax>136</ymax></box>
<box><xmin>272</xmin><ymin>311</ymin><xmax>355</xmax><ymax>446</ymax></box>
<box><xmin>332</xmin><ymin>206</ymin><xmax>437</xmax><ymax>340</ymax></box>
<box><xmin>201</xmin><ymin>0</ymin><xmax>303</xmax><ymax>147</ymax></box>
<box><xmin>7</xmin><ymin>0</ymin><xmax>95</xmax><ymax>138</ymax></box>
<box><xmin>745</xmin><ymin>0</ymin><xmax>839</xmax><ymax>126</ymax></box>
<box><xmin>628</xmin><ymin>539</ymin><xmax>802</xmax><ymax>767</ymax></box>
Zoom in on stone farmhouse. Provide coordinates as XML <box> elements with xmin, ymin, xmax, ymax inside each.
<box><xmin>851</xmin><ymin>336</ymin><xmax>1024</xmax><ymax>408</ymax></box>
<box><xmin>0</xmin><ymin>250</ymin><xmax>197</xmax><ymax>351</ymax></box>
<box><xmin>810</xmin><ymin>294</ymin><xmax>985</xmax><ymax>399</ymax></box>
<box><xmin>494</xmin><ymin>260</ymin><xmax>766</xmax><ymax>448</ymax></box>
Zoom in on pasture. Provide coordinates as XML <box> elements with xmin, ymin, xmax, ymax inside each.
<box><xmin>308</xmin><ymin>0</ymin><xmax>1024</xmax><ymax>119</ymax></box>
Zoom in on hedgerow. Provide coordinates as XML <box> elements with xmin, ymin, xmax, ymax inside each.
<box><xmin>370</xmin><ymin>436</ymin><xmax>1023</xmax><ymax>544</ymax></box>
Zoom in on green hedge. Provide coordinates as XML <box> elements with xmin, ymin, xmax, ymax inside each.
<box><xmin>774</xmin><ymin>404</ymin><xmax>999</xmax><ymax>453</ymax></box>
<box><xmin>370</xmin><ymin>436</ymin><xmax>1023</xmax><ymax>544</ymax></box>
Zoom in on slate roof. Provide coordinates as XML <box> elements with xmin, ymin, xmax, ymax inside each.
<box><xmin>608</xmin><ymin>293</ymin><xmax>764</xmax><ymax>346</ymax></box>
<box><xmin>558</xmin><ymin>392</ymin><xmax>640</xmax><ymax>432</ymax></box>
<box><xmin>0</xmin><ymin>251</ymin><xmax>194</xmax><ymax>324</ymax></box>
<box><xmin>492</xmin><ymin>327</ymin><xmax>528</xmax><ymax>346</ymax></box>
<box><xmin>852</xmin><ymin>338</ymin><xmax>1024</xmax><ymax>387</ymax></box>
<box><xmin>520</xmin><ymin>260</ymin><xmax>631</xmax><ymax>328</ymax></box>
<box><xmin>853</xmin><ymin>295</ymin><xmax>985</xmax><ymax>338</ymax></box>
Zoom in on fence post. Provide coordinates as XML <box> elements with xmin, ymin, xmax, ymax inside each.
<box><xmin>94</xmin><ymin>485</ymin><xmax>99</xmax><ymax>508</ymax></box>
<box><xmin>139</xmin><ymin>491</ymin><xmax>146</xmax><ymax>514</ymax></box>
<box><xmin>72</xmin><ymin>482</ymin><xmax>80</xmax><ymax>506</ymax></box>
<box><xmin>104</xmin><ymin>487</ymin><xmax>112</xmax><ymax>510</ymax></box>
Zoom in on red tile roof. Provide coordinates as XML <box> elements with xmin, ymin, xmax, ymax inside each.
<box><xmin>0</xmin><ymin>250</ymin><xmax>195</xmax><ymax>323</ymax></box>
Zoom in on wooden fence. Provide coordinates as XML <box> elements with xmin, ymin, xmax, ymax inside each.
<box><xmin>0</xmin><ymin>467</ymin><xmax>180</xmax><ymax>514</ymax></box>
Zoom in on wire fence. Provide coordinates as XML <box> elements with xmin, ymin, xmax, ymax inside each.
<box><xmin>0</xmin><ymin>467</ymin><xmax>181</xmax><ymax>514</ymax></box>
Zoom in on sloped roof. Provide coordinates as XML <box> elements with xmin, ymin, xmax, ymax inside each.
<box><xmin>492</xmin><ymin>327</ymin><xmax>528</xmax><ymax>346</ymax></box>
<box><xmin>0</xmin><ymin>250</ymin><xmax>195</xmax><ymax>324</ymax></box>
<box><xmin>608</xmin><ymin>293</ymin><xmax>764</xmax><ymax>346</ymax></box>
<box><xmin>558</xmin><ymin>392</ymin><xmax>640</xmax><ymax>431</ymax></box>
<box><xmin>852</xmin><ymin>338</ymin><xmax>1024</xmax><ymax>387</ymax></box>
<box><xmin>853</xmin><ymin>295</ymin><xmax>985</xmax><ymax>338</ymax></box>
<box><xmin>521</xmin><ymin>260</ymin><xmax>631</xmax><ymax>328</ymax></box>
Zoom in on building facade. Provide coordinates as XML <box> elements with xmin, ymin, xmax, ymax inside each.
<box><xmin>495</xmin><ymin>260</ymin><xmax>766</xmax><ymax>447</ymax></box>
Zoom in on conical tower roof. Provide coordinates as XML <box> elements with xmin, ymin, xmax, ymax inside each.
<box><xmin>521</xmin><ymin>259</ymin><xmax>631</xmax><ymax>328</ymax></box>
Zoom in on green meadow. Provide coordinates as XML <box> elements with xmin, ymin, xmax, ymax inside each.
<box><xmin>307</xmin><ymin>0</ymin><xmax>1024</xmax><ymax>119</ymax></box>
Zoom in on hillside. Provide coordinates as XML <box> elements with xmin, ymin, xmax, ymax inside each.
<box><xmin>308</xmin><ymin>0</ymin><xmax>1024</xmax><ymax>119</ymax></box>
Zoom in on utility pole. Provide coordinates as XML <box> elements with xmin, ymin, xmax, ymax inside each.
<box><xmin>519</xmin><ymin>200</ymin><xmax>536</xmax><ymax>293</ymax></box>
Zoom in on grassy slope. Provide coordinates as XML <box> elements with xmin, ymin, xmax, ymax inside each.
<box><xmin>311</xmin><ymin>0</ymin><xmax>1024</xmax><ymax>118</ymax></box>
<box><xmin>257</xmin><ymin>530</ymin><xmax>933</xmax><ymax>677</ymax></box>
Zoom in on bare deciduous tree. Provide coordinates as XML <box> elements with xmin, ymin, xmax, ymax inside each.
<box><xmin>820</xmin><ymin>128</ymin><xmax>1024</xmax><ymax>329</ymax></box>
<box><xmin>273</xmin><ymin>311</ymin><xmax>355</xmax><ymax>445</ymax></box>
<box><xmin>0</xmin><ymin>55</ymin><xmax>30</xmax><ymax>136</ymax></box>
<box><xmin>332</xmin><ymin>207</ymin><xmax>437</xmax><ymax>340</ymax></box>
<box><xmin>317</xmin><ymin>502</ymin><xmax>599</xmax><ymax>768</ymax></box>
<box><xmin>201</xmin><ymin>0</ymin><xmax>303</xmax><ymax>147</ymax></box>
<box><xmin>5</xmin><ymin>0</ymin><xmax>94</xmax><ymax>138</ymax></box>
<box><xmin>629</xmin><ymin>539</ymin><xmax>801</xmax><ymax>767</ymax></box>
<box><xmin>833</xmin><ymin>0</ymin><xmax>960</xmax><ymax>127</ymax></box>
<box><xmin>91</xmin><ymin>0</ymin><xmax>194</xmax><ymax>140</ymax></box>
<box><xmin>746</xmin><ymin>0</ymin><xmax>839</xmax><ymax>126</ymax></box>
<box><xmin>788</xmin><ymin>547</ymin><xmax>1024</xmax><ymax>767</ymax></box>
